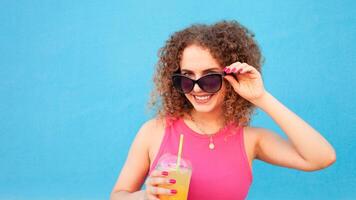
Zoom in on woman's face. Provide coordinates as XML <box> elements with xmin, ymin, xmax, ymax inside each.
<box><xmin>179</xmin><ymin>44</ymin><xmax>226</xmax><ymax>114</ymax></box>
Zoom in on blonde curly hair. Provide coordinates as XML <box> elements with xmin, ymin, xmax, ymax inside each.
<box><xmin>149</xmin><ymin>20</ymin><xmax>263</xmax><ymax>126</ymax></box>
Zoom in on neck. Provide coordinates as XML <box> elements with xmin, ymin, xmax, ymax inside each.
<box><xmin>189</xmin><ymin>109</ymin><xmax>225</xmax><ymax>135</ymax></box>
<box><xmin>191</xmin><ymin>110</ymin><xmax>223</xmax><ymax>123</ymax></box>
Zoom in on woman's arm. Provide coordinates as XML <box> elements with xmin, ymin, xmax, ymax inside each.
<box><xmin>110</xmin><ymin>118</ymin><xmax>168</xmax><ymax>200</ymax></box>
<box><xmin>251</xmin><ymin>92</ymin><xmax>336</xmax><ymax>171</ymax></box>
<box><xmin>110</xmin><ymin>120</ymin><xmax>153</xmax><ymax>200</ymax></box>
<box><xmin>224</xmin><ymin>62</ymin><xmax>336</xmax><ymax>171</ymax></box>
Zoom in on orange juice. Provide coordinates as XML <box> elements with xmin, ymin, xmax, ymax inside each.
<box><xmin>156</xmin><ymin>135</ymin><xmax>192</xmax><ymax>200</ymax></box>
<box><xmin>158</xmin><ymin>167</ymin><xmax>192</xmax><ymax>200</ymax></box>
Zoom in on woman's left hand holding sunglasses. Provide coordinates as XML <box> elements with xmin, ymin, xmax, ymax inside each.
<box><xmin>224</xmin><ymin>62</ymin><xmax>267</xmax><ymax>104</ymax></box>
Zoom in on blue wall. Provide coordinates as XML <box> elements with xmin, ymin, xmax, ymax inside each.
<box><xmin>0</xmin><ymin>0</ymin><xmax>355</xmax><ymax>199</ymax></box>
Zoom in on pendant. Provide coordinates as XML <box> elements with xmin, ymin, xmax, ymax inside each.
<box><xmin>209</xmin><ymin>136</ymin><xmax>215</xmax><ymax>150</ymax></box>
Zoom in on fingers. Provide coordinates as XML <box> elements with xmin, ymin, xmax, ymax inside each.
<box><xmin>146</xmin><ymin>176</ymin><xmax>176</xmax><ymax>186</ymax></box>
<box><xmin>146</xmin><ymin>185</ymin><xmax>176</xmax><ymax>196</ymax></box>
<box><xmin>144</xmin><ymin>185</ymin><xmax>176</xmax><ymax>200</ymax></box>
<box><xmin>150</xmin><ymin>170</ymin><xmax>169</xmax><ymax>178</ymax></box>
<box><xmin>147</xmin><ymin>170</ymin><xmax>176</xmax><ymax>185</ymax></box>
<box><xmin>224</xmin><ymin>62</ymin><xmax>256</xmax><ymax>75</ymax></box>
<box><xmin>144</xmin><ymin>170</ymin><xmax>177</xmax><ymax>199</ymax></box>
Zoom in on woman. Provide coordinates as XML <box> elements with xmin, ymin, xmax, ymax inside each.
<box><xmin>110</xmin><ymin>20</ymin><xmax>336</xmax><ymax>200</ymax></box>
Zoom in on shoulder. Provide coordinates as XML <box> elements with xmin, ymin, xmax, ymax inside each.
<box><xmin>242</xmin><ymin>126</ymin><xmax>262</xmax><ymax>141</ymax></box>
<box><xmin>243</xmin><ymin>126</ymin><xmax>284</xmax><ymax>155</ymax></box>
<box><xmin>136</xmin><ymin>117</ymin><xmax>166</xmax><ymax>147</ymax></box>
<box><xmin>243</xmin><ymin>126</ymin><xmax>278</xmax><ymax>144</ymax></box>
<box><xmin>243</xmin><ymin>126</ymin><xmax>274</xmax><ymax>139</ymax></box>
<box><xmin>139</xmin><ymin>117</ymin><xmax>166</xmax><ymax>135</ymax></box>
<box><xmin>242</xmin><ymin>126</ymin><xmax>275</xmax><ymax>158</ymax></box>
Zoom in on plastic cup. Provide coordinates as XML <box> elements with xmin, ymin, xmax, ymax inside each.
<box><xmin>156</xmin><ymin>153</ymin><xmax>192</xmax><ymax>200</ymax></box>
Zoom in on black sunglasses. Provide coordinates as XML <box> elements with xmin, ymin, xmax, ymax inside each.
<box><xmin>172</xmin><ymin>72</ymin><xmax>226</xmax><ymax>94</ymax></box>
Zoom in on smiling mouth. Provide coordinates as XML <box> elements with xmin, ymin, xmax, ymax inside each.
<box><xmin>193</xmin><ymin>94</ymin><xmax>214</xmax><ymax>103</ymax></box>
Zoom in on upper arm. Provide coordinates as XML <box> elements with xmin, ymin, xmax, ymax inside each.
<box><xmin>111</xmin><ymin>118</ymin><xmax>163</xmax><ymax>193</ymax></box>
<box><xmin>252</xmin><ymin>127</ymin><xmax>317</xmax><ymax>171</ymax></box>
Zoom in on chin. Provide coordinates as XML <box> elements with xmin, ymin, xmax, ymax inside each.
<box><xmin>192</xmin><ymin>105</ymin><xmax>216</xmax><ymax>113</ymax></box>
<box><xmin>186</xmin><ymin>93</ymin><xmax>222</xmax><ymax>113</ymax></box>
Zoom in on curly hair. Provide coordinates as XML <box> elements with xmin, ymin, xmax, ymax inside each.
<box><xmin>149</xmin><ymin>20</ymin><xmax>263</xmax><ymax>126</ymax></box>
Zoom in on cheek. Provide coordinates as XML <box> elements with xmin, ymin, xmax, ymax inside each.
<box><xmin>216</xmin><ymin>84</ymin><xmax>227</xmax><ymax>100</ymax></box>
<box><xmin>184</xmin><ymin>94</ymin><xmax>194</xmax><ymax>102</ymax></box>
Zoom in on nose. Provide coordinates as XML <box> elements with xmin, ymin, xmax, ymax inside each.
<box><xmin>192</xmin><ymin>82</ymin><xmax>203</xmax><ymax>93</ymax></box>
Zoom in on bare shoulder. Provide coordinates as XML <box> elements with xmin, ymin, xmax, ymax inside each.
<box><xmin>243</xmin><ymin>126</ymin><xmax>275</xmax><ymax>151</ymax></box>
<box><xmin>139</xmin><ymin>117</ymin><xmax>166</xmax><ymax>144</ymax></box>
<box><xmin>143</xmin><ymin>117</ymin><xmax>167</xmax><ymax>164</ymax></box>
<box><xmin>139</xmin><ymin>117</ymin><xmax>167</xmax><ymax>163</ymax></box>
<box><xmin>129</xmin><ymin>118</ymin><xmax>164</xmax><ymax>151</ymax></box>
<box><xmin>242</xmin><ymin>126</ymin><xmax>279</xmax><ymax>162</ymax></box>
<box><xmin>141</xmin><ymin>117</ymin><xmax>166</xmax><ymax>131</ymax></box>
<box><xmin>243</xmin><ymin>126</ymin><xmax>273</xmax><ymax>138</ymax></box>
<box><xmin>243</xmin><ymin>126</ymin><xmax>263</xmax><ymax>137</ymax></box>
<box><xmin>241</xmin><ymin>126</ymin><xmax>263</xmax><ymax>162</ymax></box>
<box><xmin>242</xmin><ymin>126</ymin><xmax>265</xmax><ymax>146</ymax></box>
<box><xmin>244</xmin><ymin>126</ymin><xmax>278</xmax><ymax>139</ymax></box>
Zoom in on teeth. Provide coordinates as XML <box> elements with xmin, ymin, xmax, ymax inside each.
<box><xmin>194</xmin><ymin>95</ymin><xmax>211</xmax><ymax>100</ymax></box>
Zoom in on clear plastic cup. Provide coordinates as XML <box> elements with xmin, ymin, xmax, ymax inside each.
<box><xmin>156</xmin><ymin>153</ymin><xmax>192</xmax><ymax>200</ymax></box>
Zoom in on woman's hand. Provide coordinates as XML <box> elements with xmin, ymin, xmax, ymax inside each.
<box><xmin>224</xmin><ymin>62</ymin><xmax>267</xmax><ymax>104</ymax></box>
<box><xmin>143</xmin><ymin>170</ymin><xmax>177</xmax><ymax>200</ymax></box>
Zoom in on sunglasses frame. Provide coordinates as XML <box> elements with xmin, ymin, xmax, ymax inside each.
<box><xmin>172</xmin><ymin>72</ymin><xmax>227</xmax><ymax>94</ymax></box>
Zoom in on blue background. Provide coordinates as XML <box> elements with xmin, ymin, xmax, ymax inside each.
<box><xmin>1</xmin><ymin>0</ymin><xmax>355</xmax><ymax>199</ymax></box>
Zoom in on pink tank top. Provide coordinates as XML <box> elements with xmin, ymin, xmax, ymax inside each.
<box><xmin>148</xmin><ymin>118</ymin><xmax>253</xmax><ymax>200</ymax></box>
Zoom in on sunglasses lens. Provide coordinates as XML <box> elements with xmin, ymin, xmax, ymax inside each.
<box><xmin>173</xmin><ymin>73</ymin><xmax>223</xmax><ymax>93</ymax></box>
<box><xmin>173</xmin><ymin>75</ymin><xmax>194</xmax><ymax>93</ymax></box>
<box><xmin>198</xmin><ymin>74</ymin><xmax>222</xmax><ymax>93</ymax></box>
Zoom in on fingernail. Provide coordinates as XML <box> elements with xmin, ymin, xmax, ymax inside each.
<box><xmin>238</xmin><ymin>68</ymin><xmax>243</xmax><ymax>73</ymax></box>
<box><xmin>224</xmin><ymin>67</ymin><xmax>228</xmax><ymax>72</ymax></box>
<box><xmin>162</xmin><ymin>171</ymin><xmax>168</xmax><ymax>176</ymax></box>
<box><xmin>169</xmin><ymin>179</ymin><xmax>176</xmax><ymax>184</ymax></box>
<box><xmin>171</xmin><ymin>189</ymin><xmax>177</xmax><ymax>194</ymax></box>
<box><xmin>232</xmin><ymin>68</ymin><xmax>237</xmax><ymax>73</ymax></box>
<box><xmin>226</xmin><ymin>68</ymin><xmax>231</xmax><ymax>73</ymax></box>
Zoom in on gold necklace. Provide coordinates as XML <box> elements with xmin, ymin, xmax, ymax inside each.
<box><xmin>189</xmin><ymin>114</ymin><xmax>222</xmax><ymax>150</ymax></box>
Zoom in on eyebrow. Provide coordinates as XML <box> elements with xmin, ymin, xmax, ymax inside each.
<box><xmin>180</xmin><ymin>67</ymin><xmax>221</xmax><ymax>74</ymax></box>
